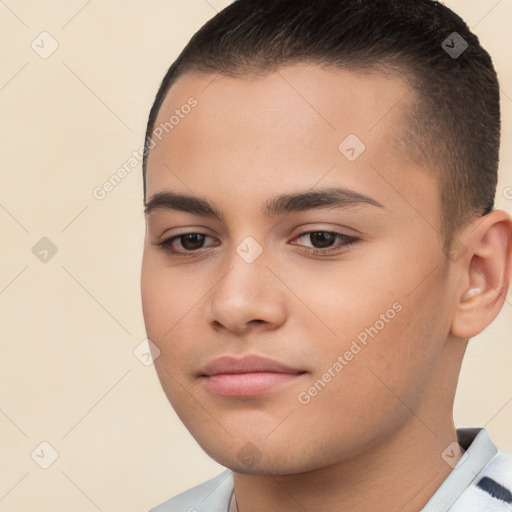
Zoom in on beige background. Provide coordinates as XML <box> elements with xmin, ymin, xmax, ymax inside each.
<box><xmin>0</xmin><ymin>1</ymin><xmax>511</xmax><ymax>511</ymax></box>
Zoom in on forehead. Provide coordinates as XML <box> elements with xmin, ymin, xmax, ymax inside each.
<box><xmin>152</xmin><ymin>64</ymin><xmax>414</xmax><ymax>150</ymax></box>
<box><xmin>145</xmin><ymin>64</ymin><xmax>436</xmax><ymax>223</ymax></box>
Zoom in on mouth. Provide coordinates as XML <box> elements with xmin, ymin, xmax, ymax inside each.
<box><xmin>199</xmin><ymin>355</ymin><xmax>307</xmax><ymax>398</ymax></box>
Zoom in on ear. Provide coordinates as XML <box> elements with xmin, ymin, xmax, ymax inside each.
<box><xmin>450</xmin><ymin>209</ymin><xmax>512</xmax><ymax>339</ymax></box>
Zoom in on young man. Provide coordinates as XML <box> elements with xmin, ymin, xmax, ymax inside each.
<box><xmin>140</xmin><ymin>0</ymin><xmax>512</xmax><ymax>510</ymax></box>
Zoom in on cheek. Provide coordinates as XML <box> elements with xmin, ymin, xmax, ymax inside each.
<box><xmin>141</xmin><ymin>254</ymin><xmax>193</xmax><ymax>340</ymax></box>
<box><xmin>141</xmin><ymin>262</ymin><xmax>195</xmax><ymax>415</ymax></box>
<box><xmin>280</xmin><ymin>257</ymin><xmax>403</xmax><ymax>350</ymax></box>
<box><xmin>294</xmin><ymin>255</ymin><xmax>450</xmax><ymax>410</ymax></box>
<box><xmin>346</xmin><ymin>280</ymin><xmax>449</xmax><ymax>412</ymax></box>
<box><xmin>141</xmin><ymin>253</ymin><xmax>209</xmax><ymax>385</ymax></box>
<box><xmin>141</xmin><ymin>256</ymin><xmax>186</xmax><ymax>382</ymax></box>
<box><xmin>287</xmin><ymin>298</ymin><xmax>443</xmax><ymax>458</ymax></box>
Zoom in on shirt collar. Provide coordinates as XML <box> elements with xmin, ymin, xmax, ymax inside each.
<box><xmin>421</xmin><ymin>428</ymin><xmax>499</xmax><ymax>511</ymax></box>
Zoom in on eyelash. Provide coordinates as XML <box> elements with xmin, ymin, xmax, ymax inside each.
<box><xmin>155</xmin><ymin>230</ymin><xmax>359</xmax><ymax>257</ymax></box>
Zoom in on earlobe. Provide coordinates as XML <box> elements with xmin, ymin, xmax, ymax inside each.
<box><xmin>450</xmin><ymin>210</ymin><xmax>512</xmax><ymax>339</ymax></box>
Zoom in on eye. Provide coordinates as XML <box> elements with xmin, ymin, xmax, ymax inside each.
<box><xmin>290</xmin><ymin>231</ymin><xmax>358</xmax><ymax>255</ymax></box>
<box><xmin>154</xmin><ymin>230</ymin><xmax>359</xmax><ymax>257</ymax></box>
<box><xmin>156</xmin><ymin>232</ymin><xmax>217</xmax><ymax>255</ymax></box>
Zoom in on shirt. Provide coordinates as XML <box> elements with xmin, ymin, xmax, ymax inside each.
<box><xmin>149</xmin><ymin>428</ymin><xmax>512</xmax><ymax>512</ymax></box>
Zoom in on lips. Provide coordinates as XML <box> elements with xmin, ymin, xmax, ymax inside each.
<box><xmin>199</xmin><ymin>355</ymin><xmax>306</xmax><ymax>398</ymax></box>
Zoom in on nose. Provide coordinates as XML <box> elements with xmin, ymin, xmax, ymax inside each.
<box><xmin>205</xmin><ymin>243</ymin><xmax>288</xmax><ymax>335</ymax></box>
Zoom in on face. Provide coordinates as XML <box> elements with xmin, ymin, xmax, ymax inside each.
<box><xmin>141</xmin><ymin>64</ymin><xmax>458</xmax><ymax>474</ymax></box>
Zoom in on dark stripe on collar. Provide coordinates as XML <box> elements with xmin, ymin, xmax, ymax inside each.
<box><xmin>477</xmin><ymin>477</ymin><xmax>512</xmax><ymax>503</ymax></box>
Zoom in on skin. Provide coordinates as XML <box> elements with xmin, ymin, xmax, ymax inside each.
<box><xmin>141</xmin><ymin>64</ymin><xmax>512</xmax><ymax>512</ymax></box>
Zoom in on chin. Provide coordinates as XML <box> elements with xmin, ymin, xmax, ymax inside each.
<box><xmin>218</xmin><ymin>456</ymin><xmax>308</xmax><ymax>476</ymax></box>
<box><xmin>195</xmin><ymin>437</ymin><xmax>325</xmax><ymax>476</ymax></box>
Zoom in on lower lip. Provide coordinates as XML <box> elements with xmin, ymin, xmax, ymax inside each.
<box><xmin>201</xmin><ymin>372</ymin><xmax>302</xmax><ymax>397</ymax></box>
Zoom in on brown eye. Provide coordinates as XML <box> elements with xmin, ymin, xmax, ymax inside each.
<box><xmin>291</xmin><ymin>231</ymin><xmax>359</xmax><ymax>255</ymax></box>
<box><xmin>156</xmin><ymin>233</ymin><xmax>217</xmax><ymax>256</ymax></box>
<box><xmin>178</xmin><ymin>233</ymin><xmax>207</xmax><ymax>251</ymax></box>
<box><xmin>307</xmin><ymin>231</ymin><xmax>338</xmax><ymax>248</ymax></box>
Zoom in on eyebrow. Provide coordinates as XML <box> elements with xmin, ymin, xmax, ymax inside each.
<box><xmin>144</xmin><ymin>186</ymin><xmax>384</xmax><ymax>219</ymax></box>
